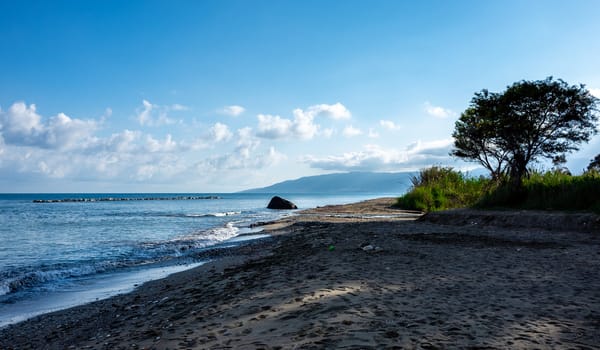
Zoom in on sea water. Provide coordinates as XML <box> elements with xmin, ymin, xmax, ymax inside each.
<box><xmin>0</xmin><ymin>192</ymin><xmax>380</xmax><ymax>326</ymax></box>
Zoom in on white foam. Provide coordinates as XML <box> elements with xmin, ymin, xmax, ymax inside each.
<box><xmin>212</xmin><ymin>211</ymin><xmax>241</xmax><ymax>217</ymax></box>
<box><xmin>0</xmin><ymin>262</ymin><xmax>205</xmax><ymax>328</ymax></box>
<box><xmin>0</xmin><ymin>283</ymin><xmax>9</xmax><ymax>296</ymax></box>
<box><xmin>202</xmin><ymin>222</ymin><xmax>240</xmax><ymax>240</ymax></box>
<box><xmin>0</xmin><ymin>263</ymin><xmax>117</xmax><ymax>296</ymax></box>
<box><xmin>183</xmin><ymin>211</ymin><xmax>241</xmax><ymax>218</ymax></box>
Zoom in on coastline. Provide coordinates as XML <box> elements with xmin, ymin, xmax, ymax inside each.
<box><xmin>1</xmin><ymin>198</ymin><xmax>600</xmax><ymax>349</ymax></box>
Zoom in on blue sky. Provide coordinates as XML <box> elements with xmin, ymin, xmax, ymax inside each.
<box><xmin>1</xmin><ymin>0</ymin><xmax>599</xmax><ymax>192</ymax></box>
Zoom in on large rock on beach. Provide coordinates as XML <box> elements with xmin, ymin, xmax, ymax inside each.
<box><xmin>267</xmin><ymin>196</ymin><xmax>297</xmax><ymax>210</ymax></box>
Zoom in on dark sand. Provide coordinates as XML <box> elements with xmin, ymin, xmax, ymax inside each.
<box><xmin>1</xmin><ymin>198</ymin><xmax>599</xmax><ymax>349</ymax></box>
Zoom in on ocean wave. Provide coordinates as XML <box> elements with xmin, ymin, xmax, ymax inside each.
<box><xmin>0</xmin><ymin>222</ymin><xmax>242</xmax><ymax>297</ymax></box>
<box><xmin>179</xmin><ymin>211</ymin><xmax>242</xmax><ymax>218</ymax></box>
<box><xmin>0</xmin><ymin>262</ymin><xmax>117</xmax><ymax>296</ymax></box>
<box><xmin>156</xmin><ymin>222</ymin><xmax>241</xmax><ymax>250</ymax></box>
<box><xmin>0</xmin><ymin>284</ymin><xmax>9</xmax><ymax>296</ymax></box>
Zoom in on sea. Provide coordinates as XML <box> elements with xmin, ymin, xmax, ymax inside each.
<box><xmin>0</xmin><ymin>192</ymin><xmax>383</xmax><ymax>327</ymax></box>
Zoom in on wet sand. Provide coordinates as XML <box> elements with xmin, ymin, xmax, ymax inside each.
<box><xmin>1</xmin><ymin>198</ymin><xmax>599</xmax><ymax>349</ymax></box>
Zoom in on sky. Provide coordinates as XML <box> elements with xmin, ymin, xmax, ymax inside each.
<box><xmin>1</xmin><ymin>0</ymin><xmax>599</xmax><ymax>192</ymax></box>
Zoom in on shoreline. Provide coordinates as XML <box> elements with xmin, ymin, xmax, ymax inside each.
<box><xmin>1</xmin><ymin>198</ymin><xmax>600</xmax><ymax>349</ymax></box>
<box><xmin>0</xmin><ymin>229</ymin><xmax>273</xmax><ymax>329</ymax></box>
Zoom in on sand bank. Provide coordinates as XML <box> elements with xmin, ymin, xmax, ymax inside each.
<box><xmin>1</xmin><ymin>198</ymin><xmax>599</xmax><ymax>349</ymax></box>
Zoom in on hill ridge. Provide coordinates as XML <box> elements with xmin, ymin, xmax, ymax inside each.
<box><xmin>240</xmin><ymin>171</ymin><xmax>414</xmax><ymax>194</ymax></box>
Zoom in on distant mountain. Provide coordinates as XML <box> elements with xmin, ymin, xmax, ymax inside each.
<box><xmin>240</xmin><ymin>172</ymin><xmax>416</xmax><ymax>194</ymax></box>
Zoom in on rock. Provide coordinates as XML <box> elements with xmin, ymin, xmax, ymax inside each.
<box><xmin>267</xmin><ymin>196</ymin><xmax>298</xmax><ymax>210</ymax></box>
<box><xmin>360</xmin><ymin>242</ymin><xmax>383</xmax><ymax>252</ymax></box>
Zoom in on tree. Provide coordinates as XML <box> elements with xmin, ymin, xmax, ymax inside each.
<box><xmin>551</xmin><ymin>154</ymin><xmax>571</xmax><ymax>175</ymax></box>
<box><xmin>588</xmin><ymin>154</ymin><xmax>600</xmax><ymax>172</ymax></box>
<box><xmin>451</xmin><ymin>90</ymin><xmax>511</xmax><ymax>181</ymax></box>
<box><xmin>452</xmin><ymin>77</ymin><xmax>599</xmax><ymax>186</ymax></box>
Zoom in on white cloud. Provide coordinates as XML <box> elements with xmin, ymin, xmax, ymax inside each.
<box><xmin>291</xmin><ymin>109</ymin><xmax>319</xmax><ymax>139</ymax></box>
<box><xmin>266</xmin><ymin>146</ymin><xmax>287</xmax><ymax>164</ymax></box>
<box><xmin>131</xmin><ymin>155</ymin><xmax>187</xmax><ymax>182</ymax></box>
<box><xmin>590</xmin><ymin>88</ymin><xmax>600</xmax><ymax>98</ymax></box>
<box><xmin>82</xmin><ymin>129</ymin><xmax>140</xmax><ymax>155</ymax></box>
<box><xmin>0</xmin><ymin>102</ymin><xmax>43</xmax><ymax>145</ymax></box>
<box><xmin>184</xmin><ymin>123</ymin><xmax>234</xmax><ymax>150</ymax></box>
<box><xmin>196</xmin><ymin>127</ymin><xmax>285</xmax><ymax>172</ymax></box>
<box><xmin>0</xmin><ymin>102</ymin><xmax>294</xmax><ymax>189</ymax></box>
<box><xmin>368</xmin><ymin>128</ymin><xmax>379</xmax><ymax>138</ymax></box>
<box><xmin>37</xmin><ymin>160</ymin><xmax>67</xmax><ymax>178</ymax></box>
<box><xmin>144</xmin><ymin>134</ymin><xmax>178</xmax><ymax>153</ymax></box>
<box><xmin>135</xmin><ymin>164</ymin><xmax>156</xmax><ymax>180</ymax></box>
<box><xmin>209</xmin><ymin>122</ymin><xmax>233</xmax><ymax>143</ymax></box>
<box><xmin>379</xmin><ymin>119</ymin><xmax>402</xmax><ymax>131</ymax></box>
<box><xmin>92</xmin><ymin>153</ymin><xmax>121</xmax><ymax>175</ymax></box>
<box><xmin>256</xmin><ymin>114</ymin><xmax>293</xmax><ymax>139</ymax></box>
<box><xmin>343</xmin><ymin>125</ymin><xmax>363</xmax><ymax>137</ymax></box>
<box><xmin>218</xmin><ymin>105</ymin><xmax>246</xmax><ymax>117</ymax></box>
<box><xmin>136</xmin><ymin>100</ymin><xmax>184</xmax><ymax>126</ymax></box>
<box><xmin>45</xmin><ymin>113</ymin><xmax>97</xmax><ymax>149</ymax></box>
<box><xmin>405</xmin><ymin>138</ymin><xmax>454</xmax><ymax>156</ymax></box>
<box><xmin>235</xmin><ymin>127</ymin><xmax>260</xmax><ymax>158</ymax></box>
<box><xmin>306</xmin><ymin>102</ymin><xmax>351</xmax><ymax>120</ymax></box>
<box><xmin>136</xmin><ymin>100</ymin><xmax>154</xmax><ymax>126</ymax></box>
<box><xmin>0</xmin><ymin>101</ymin><xmax>97</xmax><ymax>149</ymax></box>
<box><xmin>236</xmin><ymin>127</ymin><xmax>256</xmax><ymax>151</ymax></box>
<box><xmin>103</xmin><ymin>130</ymin><xmax>141</xmax><ymax>153</ymax></box>
<box><xmin>424</xmin><ymin>102</ymin><xmax>455</xmax><ymax>118</ymax></box>
<box><xmin>254</xmin><ymin>103</ymin><xmax>350</xmax><ymax>140</ymax></box>
<box><xmin>256</xmin><ymin>112</ymin><xmax>320</xmax><ymax>140</ymax></box>
<box><xmin>304</xmin><ymin>138</ymin><xmax>454</xmax><ymax>171</ymax></box>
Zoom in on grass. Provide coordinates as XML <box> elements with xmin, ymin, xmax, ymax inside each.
<box><xmin>395</xmin><ymin>167</ymin><xmax>600</xmax><ymax>213</ymax></box>
<box><xmin>394</xmin><ymin>166</ymin><xmax>489</xmax><ymax>212</ymax></box>
<box><xmin>477</xmin><ymin>170</ymin><xmax>600</xmax><ymax>213</ymax></box>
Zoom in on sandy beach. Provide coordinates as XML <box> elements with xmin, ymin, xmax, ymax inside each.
<box><xmin>1</xmin><ymin>198</ymin><xmax>599</xmax><ymax>349</ymax></box>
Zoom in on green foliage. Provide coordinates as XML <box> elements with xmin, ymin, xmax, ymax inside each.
<box><xmin>588</xmin><ymin>154</ymin><xmax>600</xmax><ymax>172</ymax></box>
<box><xmin>396</xmin><ymin>166</ymin><xmax>600</xmax><ymax>213</ymax></box>
<box><xmin>452</xmin><ymin>77</ymin><xmax>599</xmax><ymax>185</ymax></box>
<box><xmin>477</xmin><ymin>170</ymin><xmax>600</xmax><ymax>213</ymax></box>
<box><xmin>395</xmin><ymin>166</ymin><xmax>489</xmax><ymax>212</ymax></box>
<box><xmin>401</xmin><ymin>76</ymin><xmax>600</xmax><ymax>213</ymax></box>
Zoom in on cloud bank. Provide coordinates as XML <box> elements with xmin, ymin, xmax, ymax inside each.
<box><xmin>255</xmin><ymin>103</ymin><xmax>350</xmax><ymax>140</ymax></box>
<box><xmin>0</xmin><ymin>102</ymin><xmax>97</xmax><ymax>149</ymax></box>
<box><xmin>304</xmin><ymin>138</ymin><xmax>455</xmax><ymax>171</ymax></box>
<box><xmin>0</xmin><ymin>99</ymin><xmax>464</xmax><ymax>191</ymax></box>
<box><xmin>0</xmin><ymin>101</ymin><xmax>283</xmax><ymax>189</ymax></box>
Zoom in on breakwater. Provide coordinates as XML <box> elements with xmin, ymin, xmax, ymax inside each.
<box><xmin>33</xmin><ymin>196</ymin><xmax>221</xmax><ymax>203</ymax></box>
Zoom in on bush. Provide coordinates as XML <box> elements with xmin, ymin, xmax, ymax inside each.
<box><xmin>395</xmin><ymin>166</ymin><xmax>489</xmax><ymax>212</ymax></box>
<box><xmin>477</xmin><ymin>170</ymin><xmax>600</xmax><ymax>212</ymax></box>
<box><xmin>396</xmin><ymin>166</ymin><xmax>600</xmax><ymax>213</ymax></box>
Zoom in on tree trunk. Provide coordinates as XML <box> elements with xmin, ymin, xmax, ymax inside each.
<box><xmin>508</xmin><ymin>152</ymin><xmax>527</xmax><ymax>204</ymax></box>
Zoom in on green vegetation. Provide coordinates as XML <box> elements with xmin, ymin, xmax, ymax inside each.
<box><xmin>477</xmin><ymin>170</ymin><xmax>600</xmax><ymax>212</ymax></box>
<box><xmin>396</xmin><ymin>78</ymin><xmax>600</xmax><ymax>213</ymax></box>
<box><xmin>451</xmin><ymin>77</ymin><xmax>599</xmax><ymax>187</ymax></box>
<box><xmin>396</xmin><ymin>166</ymin><xmax>600</xmax><ymax>213</ymax></box>
<box><xmin>394</xmin><ymin>166</ymin><xmax>489</xmax><ymax>212</ymax></box>
<box><xmin>588</xmin><ymin>154</ymin><xmax>600</xmax><ymax>172</ymax></box>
